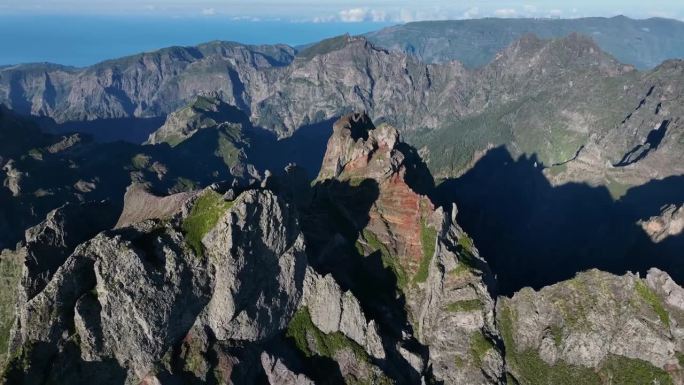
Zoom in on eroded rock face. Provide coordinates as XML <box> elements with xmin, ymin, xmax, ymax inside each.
<box><xmin>5</xmin><ymin>188</ymin><xmax>309</xmax><ymax>384</ymax></box>
<box><xmin>302</xmin><ymin>268</ymin><xmax>385</xmax><ymax>359</ymax></box>
<box><xmin>414</xmin><ymin>205</ymin><xmax>504</xmax><ymax>384</ymax></box>
<box><xmin>89</xmin><ymin>222</ymin><xmax>212</xmax><ymax>378</ymax></box>
<box><xmin>115</xmin><ymin>183</ymin><xmax>197</xmax><ymax>228</ymax></box>
<box><xmin>200</xmin><ymin>190</ymin><xmax>308</xmax><ymax>341</ymax></box>
<box><xmin>11</xmin><ymin>221</ymin><xmax>212</xmax><ymax>382</ymax></box>
<box><xmin>23</xmin><ymin>200</ymin><xmax>118</xmax><ymax>300</ymax></box>
<box><xmin>260</xmin><ymin>352</ymin><xmax>314</xmax><ymax>385</ymax></box>
<box><xmin>498</xmin><ymin>268</ymin><xmax>684</xmax><ymax>384</ymax></box>
<box><xmin>640</xmin><ymin>204</ymin><xmax>684</xmax><ymax>243</ymax></box>
<box><xmin>316</xmin><ymin>113</ymin><xmax>503</xmax><ymax>384</ymax></box>
<box><xmin>2</xmin><ymin>160</ymin><xmax>24</xmax><ymax>197</ymax></box>
<box><xmin>319</xmin><ymin>112</ymin><xmax>435</xmax><ymax>279</ymax></box>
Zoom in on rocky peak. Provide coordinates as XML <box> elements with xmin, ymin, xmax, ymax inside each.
<box><xmin>312</xmin><ymin>113</ymin><xmax>503</xmax><ymax>383</ymax></box>
<box><xmin>146</xmin><ymin>96</ymin><xmax>249</xmax><ymax>146</ymax></box>
<box><xmin>498</xmin><ymin>268</ymin><xmax>684</xmax><ymax>384</ymax></box>
<box><xmin>22</xmin><ymin>200</ymin><xmax>118</xmax><ymax>300</ymax></box>
<box><xmin>295</xmin><ymin>34</ymin><xmax>378</xmax><ymax>61</ymax></box>
<box><xmin>318</xmin><ymin>112</ymin><xmax>399</xmax><ymax>181</ymax></box>
<box><xmin>486</xmin><ymin>32</ymin><xmax>631</xmax><ymax>79</ymax></box>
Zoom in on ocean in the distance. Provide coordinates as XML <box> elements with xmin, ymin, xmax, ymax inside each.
<box><xmin>0</xmin><ymin>15</ymin><xmax>395</xmax><ymax>67</ymax></box>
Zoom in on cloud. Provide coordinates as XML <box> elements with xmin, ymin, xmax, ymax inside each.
<box><xmin>494</xmin><ymin>8</ymin><xmax>517</xmax><ymax>17</ymax></box>
<box><xmin>461</xmin><ymin>7</ymin><xmax>479</xmax><ymax>19</ymax></box>
<box><xmin>337</xmin><ymin>7</ymin><xmax>389</xmax><ymax>22</ymax></box>
<box><xmin>339</xmin><ymin>8</ymin><xmax>368</xmax><ymax>22</ymax></box>
<box><xmin>201</xmin><ymin>7</ymin><xmax>216</xmax><ymax>16</ymax></box>
<box><xmin>548</xmin><ymin>9</ymin><xmax>563</xmax><ymax>17</ymax></box>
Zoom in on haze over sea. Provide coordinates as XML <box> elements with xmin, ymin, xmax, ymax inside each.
<box><xmin>0</xmin><ymin>15</ymin><xmax>393</xmax><ymax>67</ymax></box>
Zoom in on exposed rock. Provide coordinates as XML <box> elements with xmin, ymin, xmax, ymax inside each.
<box><xmin>89</xmin><ymin>222</ymin><xmax>212</xmax><ymax>378</ymax></box>
<box><xmin>413</xmin><ymin>204</ymin><xmax>504</xmax><ymax>384</ymax></box>
<box><xmin>260</xmin><ymin>352</ymin><xmax>314</xmax><ymax>385</ymax></box>
<box><xmin>498</xmin><ymin>269</ymin><xmax>683</xmax><ymax>383</ymax></box>
<box><xmin>365</xmin><ymin>17</ymin><xmax>684</xmax><ymax>69</ymax></box>
<box><xmin>146</xmin><ymin>96</ymin><xmax>249</xmax><ymax>146</ymax></box>
<box><xmin>639</xmin><ymin>204</ymin><xmax>684</xmax><ymax>243</ymax></box>
<box><xmin>10</xmin><ymin>220</ymin><xmax>213</xmax><ymax>382</ymax></box>
<box><xmin>23</xmin><ymin>200</ymin><xmax>118</xmax><ymax>300</ymax></box>
<box><xmin>0</xmin><ymin>43</ymin><xmax>295</xmax><ymax>123</ymax></box>
<box><xmin>316</xmin><ymin>113</ymin><xmax>503</xmax><ymax>384</ymax></box>
<box><xmin>115</xmin><ymin>183</ymin><xmax>197</xmax><ymax>228</ymax></box>
<box><xmin>3</xmin><ymin>32</ymin><xmax>682</xmax><ymax>189</ymax></box>
<box><xmin>302</xmin><ymin>268</ymin><xmax>386</xmax><ymax>359</ymax></box>
<box><xmin>4</xmin><ymin>187</ymin><xmax>310</xmax><ymax>383</ymax></box>
<box><xmin>199</xmin><ymin>189</ymin><xmax>307</xmax><ymax>341</ymax></box>
<box><xmin>73</xmin><ymin>179</ymin><xmax>96</xmax><ymax>193</ymax></box>
<box><xmin>319</xmin><ymin>113</ymin><xmax>435</xmax><ymax>280</ymax></box>
<box><xmin>46</xmin><ymin>134</ymin><xmax>85</xmax><ymax>154</ymax></box>
<box><xmin>0</xmin><ymin>248</ymin><xmax>24</xmax><ymax>366</ymax></box>
<box><xmin>2</xmin><ymin>160</ymin><xmax>24</xmax><ymax>196</ymax></box>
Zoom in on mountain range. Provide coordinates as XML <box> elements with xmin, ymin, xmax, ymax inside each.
<box><xmin>1</xmin><ymin>15</ymin><xmax>684</xmax><ymax>385</ymax></box>
<box><xmin>365</xmin><ymin>15</ymin><xmax>684</xmax><ymax>69</ymax></box>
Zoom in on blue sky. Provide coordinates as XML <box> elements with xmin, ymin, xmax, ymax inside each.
<box><xmin>2</xmin><ymin>0</ymin><xmax>683</xmax><ymax>21</ymax></box>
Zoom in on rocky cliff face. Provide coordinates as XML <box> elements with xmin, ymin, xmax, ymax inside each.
<box><xmin>7</xmin><ymin>32</ymin><xmax>681</xmax><ymax>191</ymax></box>
<box><xmin>0</xmin><ymin>113</ymin><xmax>505</xmax><ymax>384</ymax></box>
<box><xmin>0</xmin><ymin>101</ymin><xmax>259</xmax><ymax>250</ymax></box>
<box><xmin>2</xmin><ymin>111</ymin><xmax>684</xmax><ymax>384</ymax></box>
<box><xmin>313</xmin><ymin>113</ymin><xmax>504</xmax><ymax>384</ymax></box>
<box><xmin>2</xmin><ymin>187</ymin><xmax>307</xmax><ymax>384</ymax></box>
<box><xmin>0</xmin><ymin>42</ymin><xmax>294</xmax><ymax>122</ymax></box>
<box><xmin>498</xmin><ymin>268</ymin><xmax>684</xmax><ymax>384</ymax></box>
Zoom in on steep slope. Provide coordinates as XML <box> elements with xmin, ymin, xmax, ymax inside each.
<box><xmin>366</xmin><ymin>16</ymin><xmax>684</xmax><ymax>69</ymax></box>
<box><xmin>7</xmin><ymin>32</ymin><xmax>678</xmax><ymax>189</ymax></box>
<box><xmin>1</xmin><ymin>188</ymin><xmax>309</xmax><ymax>384</ymax></box>
<box><xmin>251</xmin><ymin>35</ymin><xmax>468</xmax><ymax>136</ymax></box>
<box><xmin>2</xmin><ymin>32</ymin><xmax>683</xmax><ymax>191</ymax></box>
<box><xmin>2</xmin><ymin>111</ymin><xmax>684</xmax><ymax>384</ymax></box>
<box><xmin>0</xmin><ymin>101</ymin><xmax>258</xmax><ymax>250</ymax></box>
<box><xmin>498</xmin><ymin>269</ymin><xmax>684</xmax><ymax>384</ymax></box>
<box><xmin>0</xmin><ymin>41</ymin><xmax>294</xmax><ymax>122</ymax></box>
<box><xmin>310</xmin><ymin>113</ymin><xmax>504</xmax><ymax>384</ymax></box>
<box><xmin>550</xmin><ymin>59</ymin><xmax>684</xmax><ymax>187</ymax></box>
<box><xmin>0</xmin><ymin>113</ymin><xmax>506</xmax><ymax>384</ymax></box>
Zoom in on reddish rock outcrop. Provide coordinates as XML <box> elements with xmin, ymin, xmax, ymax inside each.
<box><xmin>317</xmin><ymin>112</ymin><xmax>435</xmax><ymax>279</ymax></box>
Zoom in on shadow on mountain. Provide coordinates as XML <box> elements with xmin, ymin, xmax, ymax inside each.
<box><xmin>434</xmin><ymin>146</ymin><xmax>684</xmax><ymax>296</ymax></box>
<box><xmin>3</xmin><ymin>340</ymin><xmax>127</xmax><ymax>385</ymax></box>
<box><xmin>40</xmin><ymin>116</ymin><xmax>164</xmax><ymax>144</ymax></box>
<box><xmin>248</xmin><ymin>118</ymin><xmax>336</xmax><ymax>180</ymax></box>
<box><xmin>301</xmin><ymin>178</ymin><xmax>426</xmax><ymax>383</ymax></box>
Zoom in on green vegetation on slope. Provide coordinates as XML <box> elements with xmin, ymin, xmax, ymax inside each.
<box><xmin>634</xmin><ymin>280</ymin><xmax>670</xmax><ymax>327</ymax></box>
<box><xmin>469</xmin><ymin>332</ymin><xmax>495</xmax><ymax>366</ymax></box>
<box><xmin>600</xmin><ymin>355</ymin><xmax>672</xmax><ymax>385</ymax></box>
<box><xmin>404</xmin><ymin>101</ymin><xmax>518</xmax><ymax>178</ymax></box>
<box><xmin>0</xmin><ymin>252</ymin><xmax>22</xmax><ymax>366</ymax></box>
<box><xmin>361</xmin><ymin>229</ymin><xmax>408</xmax><ymax>290</ymax></box>
<box><xmin>446</xmin><ymin>299</ymin><xmax>482</xmax><ymax>313</ymax></box>
<box><xmin>414</xmin><ymin>219</ymin><xmax>437</xmax><ymax>283</ymax></box>
<box><xmin>451</xmin><ymin>234</ymin><xmax>479</xmax><ymax>274</ymax></box>
<box><xmin>498</xmin><ymin>301</ymin><xmax>674</xmax><ymax>385</ymax></box>
<box><xmin>498</xmin><ymin>303</ymin><xmax>599</xmax><ymax>384</ymax></box>
<box><xmin>182</xmin><ymin>190</ymin><xmax>233</xmax><ymax>258</ymax></box>
<box><xmin>296</xmin><ymin>35</ymin><xmax>351</xmax><ymax>61</ymax></box>
<box><xmin>286</xmin><ymin>307</ymin><xmax>369</xmax><ymax>360</ymax></box>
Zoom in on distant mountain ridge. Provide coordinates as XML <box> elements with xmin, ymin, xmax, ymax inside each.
<box><xmin>365</xmin><ymin>15</ymin><xmax>684</xmax><ymax>69</ymax></box>
<box><xmin>1</xmin><ymin>23</ymin><xmax>683</xmax><ymax>191</ymax></box>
